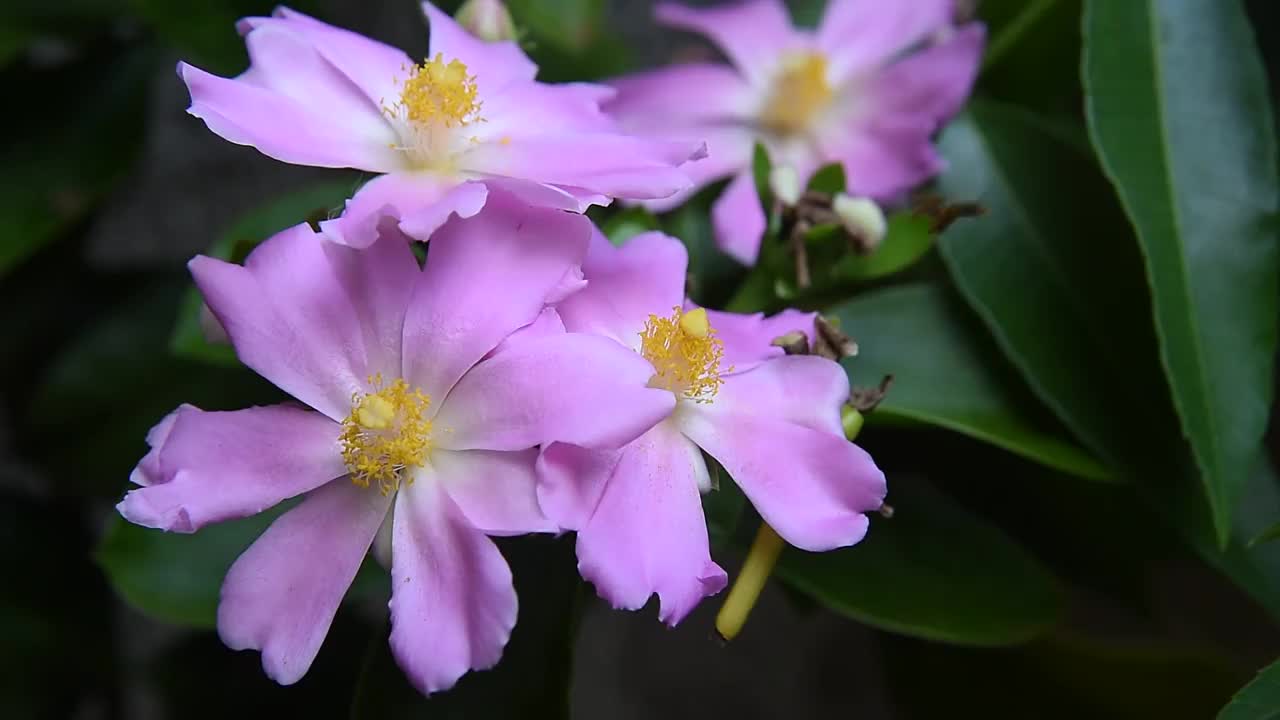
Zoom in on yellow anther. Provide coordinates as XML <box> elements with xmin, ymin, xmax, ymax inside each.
<box><xmin>678</xmin><ymin>307</ymin><xmax>710</xmax><ymax>338</ymax></box>
<box><xmin>760</xmin><ymin>52</ymin><xmax>832</xmax><ymax>135</ymax></box>
<box><xmin>356</xmin><ymin>394</ymin><xmax>396</xmax><ymax>430</ymax></box>
<box><xmin>395</xmin><ymin>53</ymin><xmax>481</xmax><ymax>129</ymax></box>
<box><xmin>340</xmin><ymin>375</ymin><xmax>432</xmax><ymax>495</ymax></box>
<box><xmin>639</xmin><ymin>306</ymin><xmax>728</xmax><ymax>403</ymax></box>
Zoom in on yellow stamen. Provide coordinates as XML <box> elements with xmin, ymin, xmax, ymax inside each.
<box><xmin>339</xmin><ymin>374</ymin><xmax>432</xmax><ymax>495</ymax></box>
<box><xmin>393</xmin><ymin>54</ymin><xmax>481</xmax><ymax>129</ymax></box>
<box><xmin>760</xmin><ymin>52</ymin><xmax>832</xmax><ymax>135</ymax></box>
<box><xmin>639</xmin><ymin>306</ymin><xmax>727</xmax><ymax>403</ymax></box>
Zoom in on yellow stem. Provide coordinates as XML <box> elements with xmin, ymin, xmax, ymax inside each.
<box><xmin>714</xmin><ymin>521</ymin><xmax>785</xmax><ymax>642</ymax></box>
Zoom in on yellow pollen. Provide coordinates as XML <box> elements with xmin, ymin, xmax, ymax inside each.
<box><xmin>639</xmin><ymin>306</ymin><xmax>728</xmax><ymax>403</ymax></box>
<box><xmin>395</xmin><ymin>54</ymin><xmax>481</xmax><ymax>128</ymax></box>
<box><xmin>339</xmin><ymin>374</ymin><xmax>432</xmax><ymax>495</ymax></box>
<box><xmin>760</xmin><ymin>52</ymin><xmax>832</xmax><ymax>135</ymax></box>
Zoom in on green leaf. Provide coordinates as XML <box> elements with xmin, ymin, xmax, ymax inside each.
<box><xmin>1220</xmin><ymin>658</ymin><xmax>1280</xmax><ymax>720</ymax></box>
<box><xmin>805</xmin><ymin>162</ymin><xmax>846</xmax><ymax>194</ymax></box>
<box><xmin>1083</xmin><ymin>0</ymin><xmax>1279</xmax><ymax>547</ymax></box>
<box><xmin>0</xmin><ymin>46</ymin><xmax>150</xmax><ymax>276</ymax></box>
<box><xmin>830</xmin><ymin>212</ymin><xmax>934</xmax><ymax>282</ymax></box>
<box><xmin>1251</xmin><ymin>523</ymin><xmax>1280</xmax><ymax>549</ymax></box>
<box><xmin>935</xmin><ymin>102</ymin><xmax>1177</xmax><ymax>478</ymax></box>
<box><xmin>599</xmin><ymin>206</ymin><xmax>659</xmax><ymax>247</ymax></box>
<box><xmin>507</xmin><ymin>0</ymin><xmax>602</xmax><ymax>53</ymax></box>
<box><xmin>169</xmin><ymin>179</ymin><xmax>360</xmax><ymax>366</ymax></box>
<box><xmin>777</xmin><ymin>478</ymin><xmax>1063</xmax><ymax>646</ymax></box>
<box><xmin>96</xmin><ymin>506</ymin><xmax>287</xmax><ymax>628</ymax></box>
<box><xmin>934</xmin><ymin>102</ymin><xmax>1280</xmax><ymax>617</ymax></box>
<box><xmin>831</xmin><ymin>284</ymin><xmax>1111</xmax><ymax>480</ymax></box>
<box><xmin>97</xmin><ymin>500</ymin><xmax>387</xmax><ymax>628</ymax></box>
<box><xmin>978</xmin><ymin>0</ymin><xmax>1084</xmax><ymax>119</ymax></box>
<box><xmin>350</xmin><ymin>536</ymin><xmax>580</xmax><ymax>719</ymax></box>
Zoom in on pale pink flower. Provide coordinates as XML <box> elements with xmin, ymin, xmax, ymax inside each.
<box><xmin>537</xmin><ymin>230</ymin><xmax>887</xmax><ymax>624</ymax></box>
<box><xmin>180</xmin><ymin>3</ymin><xmax>703</xmax><ymax>247</ymax></box>
<box><xmin>119</xmin><ymin>192</ymin><xmax>674</xmax><ymax>693</ymax></box>
<box><xmin>606</xmin><ymin>0</ymin><xmax>984</xmax><ymax>264</ymax></box>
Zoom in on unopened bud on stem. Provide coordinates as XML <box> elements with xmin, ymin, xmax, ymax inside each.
<box><xmin>769</xmin><ymin>164</ymin><xmax>802</xmax><ymax>206</ymax></box>
<box><xmin>455</xmin><ymin>0</ymin><xmax>517</xmax><ymax>42</ymax></box>
<box><xmin>833</xmin><ymin>193</ymin><xmax>887</xmax><ymax>251</ymax></box>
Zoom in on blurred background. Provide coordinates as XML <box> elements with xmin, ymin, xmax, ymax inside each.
<box><xmin>2</xmin><ymin>0</ymin><xmax>1279</xmax><ymax>718</ymax></box>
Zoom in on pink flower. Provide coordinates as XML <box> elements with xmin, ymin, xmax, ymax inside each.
<box><xmin>118</xmin><ymin>192</ymin><xmax>675</xmax><ymax>694</ymax></box>
<box><xmin>606</xmin><ymin>0</ymin><xmax>984</xmax><ymax>265</ymax></box>
<box><xmin>179</xmin><ymin>3</ymin><xmax>704</xmax><ymax>247</ymax></box>
<box><xmin>537</xmin><ymin>230</ymin><xmax>887</xmax><ymax>624</ymax></box>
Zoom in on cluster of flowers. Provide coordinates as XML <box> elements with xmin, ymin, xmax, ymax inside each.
<box><xmin>117</xmin><ymin>0</ymin><xmax>980</xmax><ymax>695</ymax></box>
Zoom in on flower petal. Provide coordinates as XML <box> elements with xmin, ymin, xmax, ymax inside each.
<box><xmin>218</xmin><ymin>477</ymin><xmax>392</xmax><ymax>685</ymax></box>
<box><xmin>179</xmin><ymin>25</ymin><xmax>402</xmax><ymax>172</ymax></box>
<box><xmin>814</xmin><ymin>111</ymin><xmax>946</xmax><ymax>200</ymax></box>
<box><xmin>574</xmin><ymin>421</ymin><xmax>727</xmax><ymax>625</ymax></box>
<box><xmin>436</xmin><ymin>332</ymin><xmax>675</xmax><ymax>451</ymax></box>
<box><xmin>869</xmin><ymin>24</ymin><xmax>985</xmax><ymax>127</ymax></box>
<box><xmin>817</xmin><ymin>0</ymin><xmax>954</xmax><ymax>81</ymax></box>
<box><xmin>192</xmin><ymin>221</ymin><xmax>418</xmax><ymax>420</ymax></box>
<box><xmin>679</xmin><ymin>365</ymin><xmax>886</xmax><ymax>551</ymax></box>
<box><xmin>432</xmin><ymin>448</ymin><xmax>553</xmax><ymax>535</ymax></box>
<box><xmin>639</xmin><ymin>126</ymin><xmax>755</xmax><ymax>213</ymax></box>
<box><xmin>400</xmin><ymin>190</ymin><xmax>591</xmax><ymax>401</ymax></box>
<box><xmin>655</xmin><ymin>0</ymin><xmax>800</xmax><ymax>85</ymax></box>
<box><xmin>557</xmin><ymin>229</ymin><xmax>688</xmax><ymax>347</ymax></box>
<box><xmin>606</xmin><ymin>63</ymin><xmax>756</xmax><ymax>128</ymax></box>
<box><xmin>701</xmin><ymin>306</ymin><xmax>817</xmax><ymax>373</ymax></box>
<box><xmin>712</xmin><ymin>170</ymin><xmax>767</xmax><ymax>265</ymax></box>
<box><xmin>704</xmin><ymin>355</ymin><xmax>849</xmax><ymax>434</ymax></box>
<box><xmin>320</xmin><ymin>174</ymin><xmax>489</xmax><ymax>247</ymax></box>
<box><xmin>118</xmin><ymin>404</ymin><xmax>344</xmax><ymax>532</ymax></box>
<box><xmin>473</xmin><ymin>176</ymin><xmax>605</xmax><ymax>213</ymax></box>
<box><xmin>129</xmin><ymin>404</ymin><xmax>186</xmax><ymax>488</ymax></box>
<box><xmin>535</xmin><ymin>442</ymin><xmax>619</xmax><ymax>531</ymax></box>
<box><xmin>389</xmin><ymin>474</ymin><xmax>517</xmax><ymax>694</ymax></box>
<box><xmin>422</xmin><ymin>1</ymin><xmax>537</xmax><ymax>94</ymax></box>
<box><xmin>477</xmin><ymin>81</ymin><xmax>617</xmax><ymax>137</ymax></box>
<box><xmin>238</xmin><ymin>7</ymin><xmax>412</xmax><ymax>108</ymax></box>
<box><xmin>463</xmin><ymin>133</ymin><xmax>701</xmax><ymax>201</ymax></box>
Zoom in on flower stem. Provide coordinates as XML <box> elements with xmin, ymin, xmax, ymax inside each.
<box><xmin>714</xmin><ymin>521</ymin><xmax>785</xmax><ymax>642</ymax></box>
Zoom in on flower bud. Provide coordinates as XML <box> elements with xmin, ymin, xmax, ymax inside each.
<box><xmin>833</xmin><ymin>193</ymin><xmax>887</xmax><ymax>251</ymax></box>
<box><xmin>454</xmin><ymin>0</ymin><xmax>517</xmax><ymax>42</ymax></box>
<box><xmin>768</xmin><ymin>164</ymin><xmax>802</xmax><ymax>206</ymax></box>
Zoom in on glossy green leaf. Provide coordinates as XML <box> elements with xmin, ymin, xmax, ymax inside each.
<box><xmin>0</xmin><ymin>46</ymin><xmax>150</xmax><ymax>276</ymax></box>
<box><xmin>830</xmin><ymin>212</ymin><xmax>934</xmax><ymax>282</ymax></box>
<box><xmin>978</xmin><ymin>0</ymin><xmax>1083</xmax><ymax>118</ymax></box>
<box><xmin>1220</xmin><ymin>658</ymin><xmax>1280</xmax><ymax>720</ymax></box>
<box><xmin>936</xmin><ymin>102</ymin><xmax>1177</xmax><ymax>477</ymax></box>
<box><xmin>1084</xmin><ymin>0</ymin><xmax>1279</xmax><ymax>546</ymax></box>
<box><xmin>169</xmin><ymin>179</ymin><xmax>359</xmax><ymax>366</ymax></box>
<box><xmin>831</xmin><ymin>284</ymin><xmax>1110</xmax><ymax>480</ymax></box>
<box><xmin>935</xmin><ymin>102</ymin><xmax>1280</xmax><ymax>617</ymax></box>
<box><xmin>778</xmin><ymin>478</ymin><xmax>1063</xmax><ymax>646</ymax></box>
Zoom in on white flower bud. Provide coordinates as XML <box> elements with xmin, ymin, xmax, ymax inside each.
<box><xmin>454</xmin><ymin>0</ymin><xmax>517</xmax><ymax>42</ymax></box>
<box><xmin>832</xmin><ymin>193</ymin><xmax>887</xmax><ymax>251</ymax></box>
<box><xmin>768</xmin><ymin>164</ymin><xmax>802</xmax><ymax>206</ymax></box>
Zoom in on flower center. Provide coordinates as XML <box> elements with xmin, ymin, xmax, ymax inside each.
<box><xmin>398</xmin><ymin>54</ymin><xmax>481</xmax><ymax>128</ymax></box>
<box><xmin>340</xmin><ymin>375</ymin><xmax>432</xmax><ymax>494</ymax></box>
<box><xmin>760</xmin><ymin>52</ymin><xmax>832</xmax><ymax>135</ymax></box>
<box><xmin>383</xmin><ymin>54</ymin><xmax>483</xmax><ymax>170</ymax></box>
<box><xmin>639</xmin><ymin>307</ymin><xmax>727</xmax><ymax>403</ymax></box>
